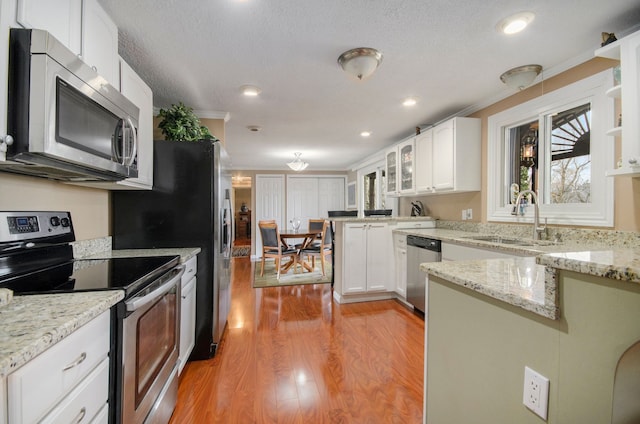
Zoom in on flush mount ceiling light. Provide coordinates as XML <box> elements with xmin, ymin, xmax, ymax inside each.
<box><xmin>240</xmin><ymin>85</ymin><xmax>261</xmax><ymax>96</ymax></box>
<box><xmin>496</xmin><ymin>12</ymin><xmax>535</xmax><ymax>35</ymax></box>
<box><xmin>337</xmin><ymin>47</ymin><xmax>383</xmax><ymax>81</ymax></box>
<box><xmin>500</xmin><ymin>64</ymin><xmax>542</xmax><ymax>91</ymax></box>
<box><xmin>287</xmin><ymin>152</ymin><xmax>309</xmax><ymax>171</ymax></box>
<box><xmin>403</xmin><ymin>97</ymin><xmax>418</xmax><ymax>107</ymax></box>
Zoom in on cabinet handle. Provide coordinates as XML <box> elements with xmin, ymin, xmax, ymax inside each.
<box><xmin>63</xmin><ymin>352</ymin><xmax>87</xmax><ymax>371</ymax></box>
<box><xmin>71</xmin><ymin>407</ymin><xmax>87</xmax><ymax>423</ymax></box>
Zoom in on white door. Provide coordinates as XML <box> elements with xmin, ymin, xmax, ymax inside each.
<box><xmin>255</xmin><ymin>174</ymin><xmax>285</xmax><ymax>257</ymax></box>
<box><xmin>318</xmin><ymin>177</ymin><xmax>345</xmax><ymax>217</ymax></box>
<box><xmin>286</xmin><ymin>176</ymin><xmax>319</xmax><ymax>227</ymax></box>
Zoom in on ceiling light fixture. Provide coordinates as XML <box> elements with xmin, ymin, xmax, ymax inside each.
<box><xmin>360</xmin><ymin>131</ymin><xmax>371</xmax><ymax>137</ymax></box>
<box><xmin>500</xmin><ymin>64</ymin><xmax>542</xmax><ymax>91</ymax></box>
<box><xmin>287</xmin><ymin>152</ymin><xmax>309</xmax><ymax>172</ymax></box>
<box><xmin>403</xmin><ymin>97</ymin><xmax>418</xmax><ymax>107</ymax></box>
<box><xmin>497</xmin><ymin>12</ymin><xmax>535</xmax><ymax>35</ymax></box>
<box><xmin>337</xmin><ymin>47</ymin><xmax>383</xmax><ymax>81</ymax></box>
<box><xmin>247</xmin><ymin>125</ymin><xmax>261</xmax><ymax>132</ymax></box>
<box><xmin>241</xmin><ymin>85</ymin><xmax>262</xmax><ymax>96</ymax></box>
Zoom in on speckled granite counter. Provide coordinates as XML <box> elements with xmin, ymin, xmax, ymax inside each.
<box><xmin>0</xmin><ymin>290</ymin><xmax>123</xmax><ymax>376</ymax></box>
<box><xmin>537</xmin><ymin>249</ymin><xmax>640</xmax><ymax>283</ymax></box>
<box><xmin>421</xmin><ymin>258</ymin><xmax>556</xmax><ymax>319</ymax></box>
<box><xmin>80</xmin><ymin>247</ymin><xmax>201</xmax><ymax>263</ymax></box>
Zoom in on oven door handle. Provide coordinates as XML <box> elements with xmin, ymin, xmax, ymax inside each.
<box><xmin>125</xmin><ymin>266</ymin><xmax>185</xmax><ymax>312</ymax></box>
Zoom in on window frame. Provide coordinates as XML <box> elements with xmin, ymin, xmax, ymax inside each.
<box><xmin>487</xmin><ymin>70</ymin><xmax>614</xmax><ymax>227</ymax></box>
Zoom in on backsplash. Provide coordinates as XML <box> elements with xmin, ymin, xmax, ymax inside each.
<box><xmin>436</xmin><ymin>220</ymin><xmax>640</xmax><ymax>249</ymax></box>
<box><xmin>72</xmin><ymin>237</ymin><xmax>112</xmax><ymax>258</ymax></box>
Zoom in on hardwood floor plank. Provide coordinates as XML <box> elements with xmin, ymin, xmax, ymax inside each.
<box><xmin>169</xmin><ymin>257</ymin><xmax>424</xmax><ymax>423</ymax></box>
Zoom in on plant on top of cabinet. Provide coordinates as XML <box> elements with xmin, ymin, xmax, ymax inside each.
<box><xmin>157</xmin><ymin>103</ymin><xmax>218</xmax><ymax>142</ymax></box>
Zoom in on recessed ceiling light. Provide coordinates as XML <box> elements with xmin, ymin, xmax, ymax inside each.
<box><xmin>497</xmin><ymin>12</ymin><xmax>535</xmax><ymax>35</ymax></box>
<box><xmin>403</xmin><ymin>97</ymin><xmax>418</xmax><ymax>107</ymax></box>
<box><xmin>240</xmin><ymin>85</ymin><xmax>262</xmax><ymax>96</ymax></box>
<box><xmin>360</xmin><ymin>131</ymin><xmax>371</xmax><ymax>137</ymax></box>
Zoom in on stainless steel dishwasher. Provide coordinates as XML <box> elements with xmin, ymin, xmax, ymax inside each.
<box><xmin>406</xmin><ymin>235</ymin><xmax>441</xmax><ymax>314</ymax></box>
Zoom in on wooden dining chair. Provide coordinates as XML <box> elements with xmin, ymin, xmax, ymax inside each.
<box><xmin>258</xmin><ymin>220</ymin><xmax>298</xmax><ymax>279</ymax></box>
<box><xmin>300</xmin><ymin>220</ymin><xmax>332</xmax><ymax>276</ymax></box>
<box><xmin>307</xmin><ymin>219</ymin><xmax>325</xmax><ymax>246</ymax></box>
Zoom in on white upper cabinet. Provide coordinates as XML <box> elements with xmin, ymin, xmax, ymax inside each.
<box><xmin>595</xmin><ymin>29</ymin><xmax>640</xmax><ymax>177</ymax></box>
<box><xmin>415</xmin><ymin>128</ymin><xmax>434</xmax><ymax>193</ymax></box>
<box><xmin>385</xmin><ymin>138</ymin><xmax>415</xmax><ymax>195</ymax></box>
<box><xmin>16</xmin><ymin>0</ymin><xmax>82</xmax><ymax>55</ymax></box>
<box><xmin>416</xmin><ymin>117</ymin><xmax>481</xmax><ymax>194</ymax></box>
<box><xmin>81</xmin><ymin>0</ymin><xmax>119</xmax><ymax>85</ymax></box>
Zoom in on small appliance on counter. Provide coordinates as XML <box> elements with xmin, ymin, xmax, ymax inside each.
<box><xmin>0</xmin><ymin>211</ymin><xmax>183</xmax><ymax>424</ymax></box>
<box><xmin>363</xmin><ymin>209</ymin><xmax>393</xmax><ymax>216</ymax></box>
<box><xmin>411</xmin><ymin>201</ymin><xmax>425</xmax><ymax>216</ymax></box>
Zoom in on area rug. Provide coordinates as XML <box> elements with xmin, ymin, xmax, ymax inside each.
<box><xmin>232</xmin><ymin>244</ymin><xmax>251</xmax><ymax>257</ymax></box>
<box><xmin>253</xmin><ymin>260</ymin><xmax>332</xmax><ymax>288</ymax></box>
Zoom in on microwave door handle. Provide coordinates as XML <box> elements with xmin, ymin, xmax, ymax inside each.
<box><xmin>112</xmin><ymin>119</ymin><xmax>124</xmax><ymax>163</ymax></box>
<box><xmin>125</xmin><ymin>116</ymin><xmax>138</xmax><ymax>167</ymax></box>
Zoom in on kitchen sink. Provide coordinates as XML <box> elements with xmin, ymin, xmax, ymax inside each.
<box><xmin>460</xmin><ymin>235</ymin><xmax>556</xmax><ymax>247</ymax></box>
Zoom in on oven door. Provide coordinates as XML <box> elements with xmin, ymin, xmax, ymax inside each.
<box><xmin>121</xmin><ymin>265</ymin><xmax>184</xmax><ymax>424</ymax></box>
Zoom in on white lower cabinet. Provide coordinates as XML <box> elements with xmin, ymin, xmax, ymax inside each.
<box><xmin>441</xmin><ymin>242</ymin><xmax>529</xmax><ymax>261</ymax></box>
<box><xmin>393</xmin><ymin>233</ymin><xmax>408</xmax><ymax>298</ymax></box>
<box><xmin>343</xmin><ymin>222</ymin><xmax>392</xmax><ymax>293</ymax></box>
<box><xmin>6</xmin><ymin>310</ymin><xmax>110</xmax><ymax>424</ymax></box>
<box><xmin>179</xmin><ymin>256</ymin><xmax>197</xmax><ymax>374</ymax></box>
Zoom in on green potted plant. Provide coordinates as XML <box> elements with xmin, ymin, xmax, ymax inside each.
<box><xmin>157</xmin><ymin>102</ymin><xmax>218</xmax><ymax>141</ymax></box>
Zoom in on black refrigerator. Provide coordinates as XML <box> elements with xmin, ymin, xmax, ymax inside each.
<box><xmin>112</xmin><ymin>139</ymin><xmax>233</xmax><ymax>360</ymax></box>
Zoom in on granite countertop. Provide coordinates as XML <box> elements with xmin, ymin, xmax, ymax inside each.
<box><xmin>331</xmin><ymin>216</ymin><xmax>436</xmax><ymax>223</ymax></box>
<box><xmin>422</xmin><ymin>258</ymin><xmax>556</xmax><ymax>319</ymax></box>
<box><xmin>537</xmin><ymin>250</ymin><xmax>640</xmax><ymax>283</ymax></box>
<box><xmin>80</xmin><ymin>247</ymin><xmax>201</xmax><ymax>263</ymax></box>
<box><xmin>0</xmin><ymin>290</ymin><xmax>123</xmax><ymax>377</ymax></box>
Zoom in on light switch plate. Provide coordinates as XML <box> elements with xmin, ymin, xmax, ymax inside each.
<box><xmin>523</xmin><ymin>366</ymin><xmax>549</xmax><ymax>420</ymax></box>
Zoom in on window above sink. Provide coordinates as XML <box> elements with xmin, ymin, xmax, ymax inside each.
<box><xmin>487</xmin><ymin>70</ymin><xmax>615</xmax><ymax>227</ymax></box>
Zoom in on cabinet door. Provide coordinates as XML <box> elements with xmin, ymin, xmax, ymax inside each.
<box><xmin>415</xmin><ymin>129</ymin><xmax>433</xmax><ymax>193</ymax></box>
<box><xmin>318</xmin><ymin>177</ymin><xmax>345</xmax><ymax>217</ymax></box>
<box><xmin>16</xmin><ymin>0</ymin><xmax>82</xmax><ymax>55</ymax></box>
<box><xmin>365</xmin><ymin>223</ymin><xmax>391</xmax><ymax>291</ymax></box>
<box><xmin>399</xmin><ymin>140</ymin><xmax>415</xmax><ymax>193</ymax></box>
<box><xmin>117</xmin><ymin>59</ymin><xmax>154</xmax><ymax>189</ymax></box>
<box><xmin>82</xmin><ymin>0</ymin><xmax>118</xmax><ymax>85</ymax></box>
<box><xmin>179</xmin><ymin>276</ymin><xmax>196</xmax><ymax>374</ymax></box>
<box><xmin>385</xmin><ymin>149</ymin><xmax>398</xmax><ymax>194</ymax></box>
<box><xmin>432</xmin><ymin>118</ymin><xmax>455</xmax><ymax>191</ymax></box>
<box><xmin>343</xmin><ymin>223</ymin><xmax>368</xmax><ymax>293</ymax></box>
<box><xmin>394</xmin><ymin>246</ymin><xmax>407</xmax><ymax>297</ymax></box>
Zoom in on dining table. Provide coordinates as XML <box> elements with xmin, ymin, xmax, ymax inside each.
<box><xmin>279</xmin><ymin>228</ymin><xmax>321</xmax><ymax>274</ymax></box>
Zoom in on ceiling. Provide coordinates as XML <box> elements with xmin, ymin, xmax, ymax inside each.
<box><xmin>97</xmin><ymin>0</ymin><xmax>640</xmax><ymax>171</ymax></box>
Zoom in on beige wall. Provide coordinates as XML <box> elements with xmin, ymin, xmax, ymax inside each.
<box><xmin>0</xmin><ymin>173</ymin><xmax>110</xmax><ymax>240</ymax></box>
<box><xmin>427</xmin><ymin>271</ymin><xmax>640</xmax><ymax>423</ymax></box>
<box><xmin>401</xmin><ymin>57</ymin><xmax>640</xmax><ymax>231</ymax></box>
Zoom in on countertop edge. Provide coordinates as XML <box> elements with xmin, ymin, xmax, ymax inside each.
<box><xmin>0</xmin><ymin>290</ymin><xmax>124</xmax><ymax>377</ymax></box>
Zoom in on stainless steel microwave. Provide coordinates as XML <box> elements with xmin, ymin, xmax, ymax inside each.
<box><xmin>5</xmin><ymin>28</ymin><xmax>139</xmax><ymax>182</ymax></box>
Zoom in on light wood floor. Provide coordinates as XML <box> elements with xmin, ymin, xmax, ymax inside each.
<box><xmin>169</xmin><ymin>257</ymin><xmax>424</xmax><ymax>423</ymax></box>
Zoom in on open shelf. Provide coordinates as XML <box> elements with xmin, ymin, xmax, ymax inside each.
<box><xmin>605</xmin><ymin>167</ymin><xmax>640</xmax><ymax>177</ymax></box>
<box><xmin>606</xmin><ymin>126</ymin><xmax>622</xmax><ymax>137</ymax></box>
<box><xmin>606</xmin><ymin>85</ymin><xmax>622</xmax><ymax>98</ymax></box>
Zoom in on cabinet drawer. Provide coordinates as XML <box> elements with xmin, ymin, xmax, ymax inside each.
<box><xmin>8</xmin><ymin>310</ymin><xmax>110</xmax><ymax>423</ymax></box>
<box><xmin>393</xmin><ymin>233</ymin><xmax>407</xmax><ymax>248</ymax></box>
<box><xmin>90</xmin><ymin>403</ymin><xmax>109</xmax><ymax>424</ymax></box>
<box><xmin>40</xmin><ymin>358</ymin><xmax>109</xmax><ymax>424</ymax></box>
<box><xmin>183</xmin><ymin>256</ymin><xmax>197</xmax><ymax>282</ymax></box>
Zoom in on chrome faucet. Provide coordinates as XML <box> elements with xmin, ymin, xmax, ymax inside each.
<box><xmin>512</xmin><ymin>190</ymin><xmax>546</xmax><ymax>240</ymax></box>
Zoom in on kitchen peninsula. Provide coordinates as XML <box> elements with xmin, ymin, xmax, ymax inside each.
<box><xmin>420</xmin><ymin>237</ymin><xmax>640</xmax><ymax>423</ymax></box>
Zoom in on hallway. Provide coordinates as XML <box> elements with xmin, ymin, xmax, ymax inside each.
<box><xmin>170</xmin><ymin>257</ymin><xmax>424</xmax><ymax>423</ymax></box>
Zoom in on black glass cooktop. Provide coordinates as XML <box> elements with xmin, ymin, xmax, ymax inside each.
<box><xmin>0</xmin><ymin>255</ymin><xmax>180</xmax><ymax>297</ymax></box>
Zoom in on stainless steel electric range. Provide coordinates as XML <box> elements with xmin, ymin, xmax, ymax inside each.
<box><xmin>0</xmin><ymin>211</ymin><xmax>183</xmax><ymax>424</ymax></box>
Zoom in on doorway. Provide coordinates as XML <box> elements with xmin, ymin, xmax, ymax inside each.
<box><xmin>232</xmin><ymin>174</ymin><xmax>252</xmax><ymax>257</ymax></box>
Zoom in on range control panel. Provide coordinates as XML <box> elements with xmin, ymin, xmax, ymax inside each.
<box><xmin>0</xmin><ymin>211</ymin><xmax>74</xmax><ymax>243</ymax></box>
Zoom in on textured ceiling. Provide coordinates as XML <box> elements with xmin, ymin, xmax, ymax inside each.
<box><xmin>98</xmin><ymin>0</ymin><xmax>640</xmax><ymax>171</ymax></box>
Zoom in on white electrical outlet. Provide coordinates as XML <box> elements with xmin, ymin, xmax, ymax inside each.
<box><xmin>523</xmin><ymin>366</ymin><xmax>549</xmax><ymax>420</ymax></box>
<box><xmin>467</xmin><ymin>208</ymin><xmax>473</xmax><ymax>220</ymax></box>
